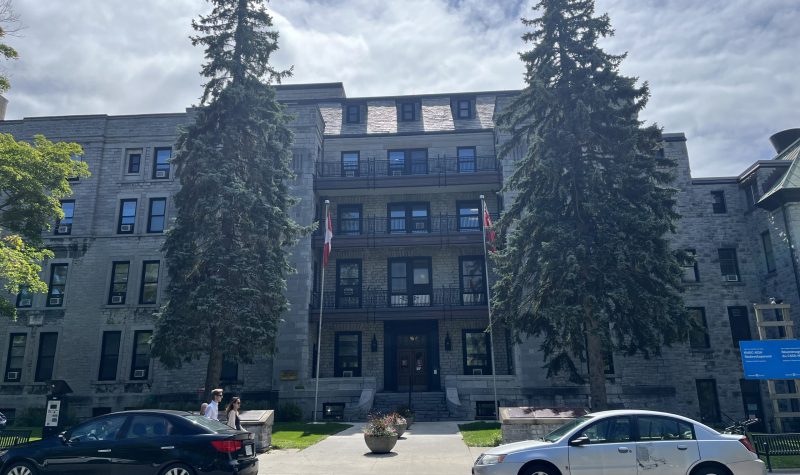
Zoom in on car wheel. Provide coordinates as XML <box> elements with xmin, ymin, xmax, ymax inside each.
<box><xmin>520</xmin><ymin>464</ymin><xmax>558</xmax><ymax>475</ymax></box>
<box><xmin>692</xmin><ymin>465</ymin><xmax>732</xmax><ymax>475</ymax></box>
<box><xmin>160</xmin><ymin>463</ymin><xmax>195</xmax><ymax>475</ymax></box>
<box><xmin>3</xmin><ymin>461</ymin><xmax>37</xmax><ymax>475</ymax></box>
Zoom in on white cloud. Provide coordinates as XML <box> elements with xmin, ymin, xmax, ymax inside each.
<box><xmin>2</xmin><ymin>0</ymin><xmax>798</xmax><ymax>177</ymax></box>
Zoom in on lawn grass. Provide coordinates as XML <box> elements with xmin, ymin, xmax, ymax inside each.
<box><xmin>270</xmin><ymin>422</ymin><xmax>351</xmax><ymax>450</ymax></box>
<box><xmin>7</xmin><ymin>426</ymin><xmax>42</xmax><ymax>442</ymax></box>
<box><xmin>760</xmin><ymin>454</ymin><xmax>800</xmax><ymax>469</ymax></box>
<box><xmin>459</xmin><ymin>421</ymin><xmax>502</xmax><ymax>447</ymax></box>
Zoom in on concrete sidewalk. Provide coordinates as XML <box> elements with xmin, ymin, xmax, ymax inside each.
<box><xmin>258</xmin><ymin>421</ymin><xmax>487</xmax><ymax>475</ymax></box>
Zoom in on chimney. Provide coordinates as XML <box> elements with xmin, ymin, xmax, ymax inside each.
<box><xmin>769</xmin><ymin>128</ymin><xmax>800</xmax><ymax>154</ymax></box>
<box><xmin>0</xmin><ymin>95</ymin><xmax>7</xmax><ymax>121</ymax></box>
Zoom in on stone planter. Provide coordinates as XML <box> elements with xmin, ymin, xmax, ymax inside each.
<box><xmin>364</xmin><ymin>434</ymin><xmax>398</xmax><ymax>453</ymax></box>
<box><xmin>392</xmin><ymin>421</ymin><xmax>407</xmax><ymax>437</ymax></box>
<box><xmin>404</xmin><ymin>415</ymin><xmax>415</xmax><ymax>428</ymax></box>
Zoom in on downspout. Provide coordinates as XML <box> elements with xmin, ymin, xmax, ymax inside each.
<box><xmin>780</xmin><ymin>203</ymin><xmax>800</xmax><ymax>302</ymax></box>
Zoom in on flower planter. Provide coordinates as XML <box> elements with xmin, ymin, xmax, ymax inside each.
<box><xmin>404</xmin><ymin>415</ymin><xmax>415</xmax><ymax>428</ymax></box>
<box><xmin>364</xmin><ymin>434</ymin><xmax>398</xmax><ymax>453</ymax></box>
<box><xmin>392</xmin><ymin>421</ymin><xmax>407</xmax><ymax>437</ymax></box>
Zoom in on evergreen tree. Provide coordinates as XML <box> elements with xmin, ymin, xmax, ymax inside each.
<box><xmin>151</xmin><ymin>0</ymin><xmax>302</xmax><ymax>398</ymax></box>
<box><xmin>494</xmin><ymin>0</ymin><xmax>689</xmax><ymax>409</ymax></box>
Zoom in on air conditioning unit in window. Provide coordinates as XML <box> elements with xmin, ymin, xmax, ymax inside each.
<box><xmin>155</xmin><ymin>170</ymin><xmax>167</xmax><ymax>178</ymax></box>
<box><xmin>133</xmin><ymin>369</ymin><xmax>146</xmax><ymax>378</ymax></box>
<box><xmin>57</xmin><ymin>225</ymin><xmax>70</xmax><ymax>234</ymax></box>
<box><xmin>391</xmin><ymin>170</ymin><xmax>403</xmax><ymax>176</ymax></box>
<box><xmin>6</xmin><ymin>371</ymin><xmax>19</xmax><ymax>381</ymax></box>
<box><xmin>344</xmin><ymin>170</ymin><xmax>356</xmax><ymax>177</ymax></box>
<box><xmin>472</xmin><ymin>368</ymin><xmax>483</xmax><ymax>376</ymax></box>
<box><xmin>341</xmin><ymin>370</ymin><xmax>354</xmax><ymax>377</ymax></box>
<box><xmin>111</xmin><ymin>295</ymin><xmax>123</xmax><ymax>304</ymax></box>
<box><xmin>49</xmin><ymin>297</ymin><xmax>62</xmax><ymax>306</ymax></box>
<box><xmin>18</xmin><ymin>299</ymin><xmax>31</xmax><ymax>307</ymax></box>
<box><xmin>120</xmin><ymin>224</ymin><xmax>132</xmax><ymax>232</ymax></box>
<box><xmin>724</xmin><ymin>274</ymin><xmax>740</xmax><ymax>282</ymax></box>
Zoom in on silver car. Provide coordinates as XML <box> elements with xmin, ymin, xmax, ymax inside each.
<box><xmin>473</xmin><ymin>409</ymin><xmax>765</xmax><ymax>475</ymax></box>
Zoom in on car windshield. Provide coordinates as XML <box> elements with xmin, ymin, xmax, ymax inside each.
<box><xmin>543</xmin><ymin>416</ymin><xmax>594</xmax><ymax>442</ymax></box>
<box><xmin>183</xmin><ymin>415</ymin><xmax>236</xmax><ymax>433</ymax></box>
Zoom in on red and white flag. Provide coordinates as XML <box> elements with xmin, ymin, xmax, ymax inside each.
<box><xmin>323</xmin><ymin>210</ymin><xmax>333</xmax><ymax>267</ymax></box>
<box><xmin>483</xmin><ymin>205</ymin><xmax>496</xmax><ymax>252</ymax></box>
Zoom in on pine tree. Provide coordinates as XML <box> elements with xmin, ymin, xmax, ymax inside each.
<box><xmin>151</xmin><ymin>0</ymin><xmax>302</xmax><ymax>398</ymax></box>
<box><xmin>493</xmin><ymin>0</ymin><xmax>689</xmax><ymax>410</ymax></box>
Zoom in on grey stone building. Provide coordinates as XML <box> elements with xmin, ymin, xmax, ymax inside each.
<box><xmin>0</xmin><ymin>83</ymin><xmax>798</xmax><ymax>429</ymax></box>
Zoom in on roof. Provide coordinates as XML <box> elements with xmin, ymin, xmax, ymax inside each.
<box><xmin>757</xmin><ymin>137</ymin><xmax>800</xmax><ymax>210</ymax></box>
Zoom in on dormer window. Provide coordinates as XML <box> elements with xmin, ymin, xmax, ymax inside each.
<box><xmin>345</xmin><ymin>104</ymin><xmax>361</xmax><ymax>124</ymax></box>
<box><xmin>398</xmin><ymin>101</ymin><xmax>419</xmax><ymax>122</ymax></box>
<box><xmin>452</xmin><ymin>97</ymin><xmax>475</xmax><ymax>119</ymax></box>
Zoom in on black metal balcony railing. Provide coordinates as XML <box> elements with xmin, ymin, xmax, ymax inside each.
<box><xmin>314</xmin><ymin>213</ymin><xmax>499</xmax><ymax>237</ymax></box>
<box><xmin>315</xmin><ymin>156</ymin><xmax>500</xmax><ymax>178</ymax></box>
<box><xmin>310</xmin><ymin>287</ymin><xmax>487</xmax><ymax>310</ymax></box>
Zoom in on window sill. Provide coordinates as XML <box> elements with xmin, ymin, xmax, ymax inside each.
<box><xmin>721</xmin><ymin>281</ymin><xmax>746</xmax><ymax>286</ymax></box>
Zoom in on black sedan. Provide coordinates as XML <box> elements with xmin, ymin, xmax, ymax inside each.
<box><xmin>0</xmin><ymin>409</ymin><xmax>258</xmax><ymax>475</ymax></box>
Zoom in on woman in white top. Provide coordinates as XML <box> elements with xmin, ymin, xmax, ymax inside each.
<box><xmin>225</xmin><ymin>397</ymin><xmax>243</xmax><ymax>430</ymax></box>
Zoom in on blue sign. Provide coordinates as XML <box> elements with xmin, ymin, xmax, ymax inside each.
<box><xmin>740</xmin><ymin>340</ymin><xmax>800</xmax><ymax>379</ymax></box>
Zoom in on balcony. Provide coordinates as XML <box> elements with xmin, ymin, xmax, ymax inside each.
<box><xmin>309</xmin><ymin>287</ymin><xmax>489</xmax><ymax>321</ymax></box>
<box><xmin>314</xmin><ymin>155</ymin><xmax>502</xmax><ymax>192</ymax></box>
<box><xmin>312</xmin><ymin>213</ymin><xmax>498</xmax><ymax>248</ymax></box>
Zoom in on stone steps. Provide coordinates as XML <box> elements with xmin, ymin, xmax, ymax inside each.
<box><xmin>371</xmin><ymin>391</ymin><xmax>462</xmax><ymax>421</ymax></box>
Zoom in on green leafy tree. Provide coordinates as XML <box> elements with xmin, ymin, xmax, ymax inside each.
<box><xmin>493</xmin><ymin>0</ymin><xmax>688</xmax><ymax>410</ymax></box>
<box><xmin>0</xmin><ymin>134</ymin><xmax>88</xmax><ymax>318</ymax></box>
<box><xmin>151</xmin><ymin>0</ymin><xmax>302</xmax><ymax>397</ymax></box>
<box><xmin>0</xmin><ymin>0</ymin><xmax>19</xmax><ymax>93</ymax></box>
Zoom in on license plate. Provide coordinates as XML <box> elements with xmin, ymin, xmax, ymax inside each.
<box><xmin>245</xmin><ymin>444</ymin><xmax>253</xmax><ymax>456</ymax></box>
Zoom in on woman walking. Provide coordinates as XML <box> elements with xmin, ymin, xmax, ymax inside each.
<box><xmin>225</xmin><ymin>397</ymin><xmax>243</xmax><ymax>430</ymax></box>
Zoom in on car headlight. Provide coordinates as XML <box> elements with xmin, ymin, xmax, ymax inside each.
<box><xmin>476</xmin><ymin>454</ymin><xmax>506</xmax><ymax>465</ymax></box>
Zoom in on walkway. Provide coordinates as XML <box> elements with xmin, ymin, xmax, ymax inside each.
<box><xmin>258</xmin><ymin>421</ymin><xmax>488</xmax><ymax>475</ymax></box>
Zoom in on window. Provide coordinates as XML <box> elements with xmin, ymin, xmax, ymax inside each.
<box><xmin>67</xmin><ymin>153</ymin><xmax>83</xmax><ymax>181</ymax></box>
<box><xmin>680</xmin><ymin>249</ymin><xmax>699</xmax><ymax>283</ymax></box>
<box><xmin>718</xmin><ymin>248</ymin><xmax>740</xmax><ymax>282</ymax></box>
<box><xmin>341</xmin><ymin>152</ymin><xmax>360</xmax><ymax>177</ymax></box>
<box><xmin>118</xmin><ymin>199</ymin><xmax>137</xmax><ymax>234</ymax></box>
<box><xmin>458</xmin><ymin>201</ymin><xmax>481</xmax><ymax>231</ymax></box>
<box><xmin>460</xmin><ymin>257</ymin><xmax>485</xmax><ymax>305</ymax></box>
<box><xmin>335</xmin><ymin>332</ymin><xmax>361</xmax><ymax>377</ymax></box>
<box><xmin>475</xmin><ymin>401</ymin><xmax>496</xmax><ymax>420</ymax></box>
<box><xmin>336</xmin><ymin>260</ymin><xmax>361</xmax><ymax>309</ymax></box>
<box><xmin>108</xmin><ymin>261</ymin><xmax>130</xmax><ymax>305</ymax></box>
<box><xmin>147</xmin><ymin>198</ymin><xmax>166</xmax><ymax>233</ymax></box>
<box><xmin>387</xmin><ymin>149</ymin><xmax>427</xmax><ymax>175</ymax></box>
<box><xmin>688</xmin><ymin>307</ymin><xmax>710</xmax><ymax>349</ymax></box>
<box><xmin>221</xmin><ymin>359</ymin><xmax>238</xmax><ymax>382</ymax></box>
<box><xmin>130</xmin><ymin>330</ymin><xmax>152</xmax><ymax>380</ymax></box>
<box><xmin>338</xmin><ymin>205</ymin><xmax>362</xmax><ymax>235</ymax></box>
<box><xmin>70</xmin><ymin>415</ymin><xmax>126</xmax><ymax>442</ymax></box>
<box><xmin>123</xmin><ymin>414</ymin><xmax>173</xmax><ymax>439</ymax></box>
<box><xmin>139</xmin><ymin>261</ymin><xmax>160</xmax><ymax>304</ymax></box>
<box><xmin>34</xmin><ymin>332</ymin><xmax>58</xmax><ymax>382</ymax></box>
<box><xmin>126</xmin><ymin>149</ymin><xmax>142</xmax><ymax>174</ymax></box>
<box><xmin>4</xmin><ymin>334</ymin><xmax>26</xmax><ymax>382</ymax></box>
<box><xmin>15</xmin><ymin>287</ymin><xmax>32</xmax><ymax>308</ymax></box>
<box><xmin>398</xmin><ymin>101</ymin><xmax>419</xmax><ymax>121</ymax></box>
<box><xmin>762</xmin><ymin>231</ymin><xmax>776</xmax><ymax>273</ymax></box>
<box><xmin>153</xmin><ymin>147</ymin><xmax>171</xmax><ymax>179</ymax></box>
<box><xmin>389</xmin><ymin>258</ymin><xmax>432</xmax><ymax>307</ymax></box>
<box><xmin>323</xmin><ymin>403</ymin><xmax>345</xmax><ymax>421</ymax></box>
<box><xmin>97</xmin><ymin>331</ymin><xmax>121</xmax><ymax>381</ymax></box>
<box><xmin>574</xmin><ymin>416</ymin><xmax>632</xmax><ymax>444</ymax></box>
<box><xmin>637</xmin><ymin>416</ymin><xmax>695</xmax><ymax>441</ymax></box>
<box><xmin>744</xmin><ymin>179</ymin><xmax>759</xmax><ymax>207</ymax></box>
<box><xmin>55</xmin><ymin>200</ymin><xmax>74</xmax><ymax>235</ymax></box>
<box><xmin>711</xmin><ymin>191</ymin><xmax>726</xmax><ymax>213</ymax></box>
<box><xmin>457</xmin><ymin>147</ymin><xmax>476</xmax><ymax>173</ymax></box>
<box><xmin>463</xmin><ymin>330</ymin><xmax>491</xmax><ymax>375</ymax></box>
<box><xmin>455</xmin><ymin>98</ymin><xmax>473</xmax><ymax>119</ymax></box>
<box><xmin>46</xmin><ymin>264</ymin><xmax>68</xmax><ymax>307</ymax></box>
<box><xmin>728</xmin><ymin>306</ymin><xmax>752</xmax><ymax>347</ymax></box>
<box><xmin>387</xmin><ymin>203</ymin><xmax>429</xmax><ymax>234</ymax></box>
<box><xmin>345</xmin><ymin>104</ymin><xmax>361</xmax><ymax>124</ymax></box>
<box><xmin>696</xmin><ymin>379</ymin><xmax>721</xmax><ymax>423</ymax></box>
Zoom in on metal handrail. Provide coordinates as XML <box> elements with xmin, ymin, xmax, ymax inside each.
<box><xmin>310</xmin><ymin>287</ymin><xmax>487</xmax><ymax>310</ymax></box>
<box><xmin>314</xmin><ymin>213</ymin><xmax>498</xmax><ymax>236</ymax></box>
<box><xmin>315</xmin><ymin>155</ymin><xmax>501</xmax><ymax>178</ymax></box>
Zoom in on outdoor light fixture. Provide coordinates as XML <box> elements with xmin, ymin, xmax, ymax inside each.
<box><xmin>371</xmin><ymin>334</ymin><xmax>378</xmax><ymax>352</ymax></box>
<box><xmin>445</xmin><ymin>332</ymin><xmax>452</xmax><ymax>351</ymax></box>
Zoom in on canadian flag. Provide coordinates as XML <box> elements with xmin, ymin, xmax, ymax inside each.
<box><xmin>323</xmin><ymin>210</ymin><xmax>333</xmax><ymax>267</ymax></box>
<box><xmin>483</xmin><ymin>205</ymin><xmax>496</xmax><ymax>252</ymax></box>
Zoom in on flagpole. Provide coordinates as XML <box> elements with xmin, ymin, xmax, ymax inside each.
<box><xmin>480</xmin><ymin>194</ymin><xmax>499</xmax><ymax>420</ymax></box>
<box><xmin>312</xmin><ymin>199</ymin><xmax>329</xmax><ymax>423</ymax></box>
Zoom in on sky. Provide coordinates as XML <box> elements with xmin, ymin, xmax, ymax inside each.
<box><xmin>2</xmin><ymin>0</ymin><xmax>799</xmax><ymax>177</ymax></box>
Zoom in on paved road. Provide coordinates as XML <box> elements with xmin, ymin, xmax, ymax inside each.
<box><xmin>258</xmin><ymin>421</ymin><xmax>487</xmax><ymax>475</ymax></box>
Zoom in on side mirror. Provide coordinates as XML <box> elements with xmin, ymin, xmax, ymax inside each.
<box><xmin>569</xmin><ymin>436</ymin><xmax>590</xmax><ymax>447</ymax></box>
<box><xmin>58</xmin><ymin>432</ymin><xmax>69</xmax><ymax>445</ymax></box>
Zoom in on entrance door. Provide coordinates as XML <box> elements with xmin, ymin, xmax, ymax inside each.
<box><xmin>397</xmin><ymin>334</ymin><xmax>427</xmax><ymax>391</ymax></box>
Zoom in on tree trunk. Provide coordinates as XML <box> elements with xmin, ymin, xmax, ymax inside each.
<box><xmin>585</xmin><ymin>307</ymin><xmax>608</xmax><ymax>411</ymax></box>
<box><xmin>205</xmin><ymin>340</ymin><xmax>224</xmax><ymax>400</ymax></box>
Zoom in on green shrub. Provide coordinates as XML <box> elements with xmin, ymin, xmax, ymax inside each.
<box><xmin>12</xmin><ymin>408</ymin><xmax>46</xmax><ymax>427</ymax></box>
<box><xmin>276</xmin><ymin>402</ymin><xmax>303</xmax><ymax>422</ymax></box>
